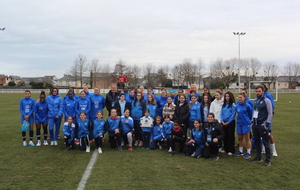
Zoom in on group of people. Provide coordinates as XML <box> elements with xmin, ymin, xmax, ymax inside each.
<box><xmin>19</xmin><ymin>83</ymin><xmax>276</xmax><ymax>166</ymax></box>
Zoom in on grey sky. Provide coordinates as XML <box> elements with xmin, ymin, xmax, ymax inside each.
<box><xmin>1</xmin><ymin>0</ymin><xmax>299</xmax><ymax>78</ymax></box>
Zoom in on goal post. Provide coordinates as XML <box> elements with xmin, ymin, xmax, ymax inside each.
<box><xmin>248</xmin><ymin>80</ymin><xmax>278</xmax><ymax>101</ymax></box>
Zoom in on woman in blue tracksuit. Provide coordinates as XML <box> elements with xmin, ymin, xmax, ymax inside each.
<box><xmin>131</xmin><ymin>92</ymin><xmax>146</xmax><ymax>146</ymax></box>
<box><xmin>121</xmin><ymin>109</ymin><xmax>134</xmax><ymax>150</ymax></box>
<box><xmin>93</xmin><ymin>111</ymin><xmax>106</xmax><ymax>154</ymax></box>
<box><xmin>146</xmin><ymin>94</ymin><xmax>158</xmax><ymax>119</ymax></box>
<box><xmin>150</xmin><ymin>116</ymin><xmax>164</xmax><ymax>150</ymax></box>
<box><xmin>46</xmin><ymin>87</ymin><xmax>63</xmax><ymax>146</ymax></box>
<box><xmin>220</xmin><ymin>92</ymin><xmax>236</xmax><ymax>155</ymax></box>
<box><xmin>186</xmin><ymin>119</ymin><xmax>205</xmax><ymax>158</ymax></box>
<box><xmin>89</xmin><ymin>87</ymin><xmax>106</xmax><ymax>124</ymax></box>
<box><xmin>34</xmin><ymin>91</ymin><xmax>48</xmax><ymax>146</ymax></box>
<box><xmin>105</xmin><ymin>109</ymin><xmax>123</xmax><ymax>151</ymax></box>
<box><xmin>77</xmin><ymin>112</ymin><xmax>90</xmax><ymax>152</ymax></box>
<box><xmin>63</xmin><ymin>91</ymin><xmax>77</xmax><ymax>123</ymax></box>
<box><xmin>189</xmin><ymin>95</ymin><xmax>201</xmax><ymax>131</ymax></box>
<box><xmin>156</xmin><ymin>89</ymin><xmax>168</xmax><ymax>119</ymax></box>
<box><xmin>20</xmin><ymin>90</ymin><xmax>35</xmax><ymax>146</ymax></box>
<box><xmin>63</xmin><ymin>116</ymin><xmax>76</xmax><ymax>151</ymax></box>
<box><xmin>235</xmin><ymin>93</ymin><xmax>253</xmax><ymax>159</ymax></box>
<box><xmin>76</xmin><ymin>91</ymin><xmax>91</xmax><ymax>117</ymax></box>
<box><xmin>162</xmin><ymin>116</ymin><xmax>174</xmax><ymax>152</ymax></box>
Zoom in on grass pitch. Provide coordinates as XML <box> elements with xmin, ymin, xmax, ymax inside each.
<box><xmin>0</xmin><ymin>93</ymin><xmax>299</xmax><ymax>190</ymax></box>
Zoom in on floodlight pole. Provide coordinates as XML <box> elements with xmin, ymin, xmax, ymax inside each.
<box><xmin>233</xmin><ymin>32</ymin><xmax>246</xmax><ymax>92</ymax></box>
<box><xmin>0</xmin><ymin>28</ymin><xmax>5</xmax><ymax>31</ymax></box>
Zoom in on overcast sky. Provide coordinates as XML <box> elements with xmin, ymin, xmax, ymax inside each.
<box><xmin>1</xmin><ymin>0</ymin><xmax>299</xmax><ymax>78</ymax></box>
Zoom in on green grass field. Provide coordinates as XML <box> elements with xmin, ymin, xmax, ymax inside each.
<box><xmin>0</xmin><ymin>93</ymin><xmax>299</xmax><ymax>190</ymax></box>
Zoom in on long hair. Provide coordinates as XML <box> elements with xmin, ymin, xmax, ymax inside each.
<box><xmin>222</xmin><ymin>91</ymin><xmax>235</xmax><ymax>108</ymax></box>
<box><xmin>146</xmin><ymin>94</ymin><xmax>157</xmax><ymax>105</ymax></box>
<box><xmin>189</xmin><ymin>95</ymin><xmax>197</xmax><ymax>109</ymax></box>
<box><xmin>133</xmin><ymin>92</ymin><xmax>145</xmax><ymax>107</ymax></box>
<box><xmin>201</xmin><ymin>94</ymin><xmax>211</xmax><ymax>109</ymax></box>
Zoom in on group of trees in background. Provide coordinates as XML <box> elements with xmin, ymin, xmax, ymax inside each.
<box><xmin>67</xmin><ymin>54</ymin><xmax>300</xmax><ymax>89</ymax></box>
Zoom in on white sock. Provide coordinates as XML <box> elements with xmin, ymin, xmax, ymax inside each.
<box><xmin>271</xmin><ymin>143</ymin><xmax>276</xmax><ymax>152</ymax></box>
<box><xmin>247</xmin><ymin>149</ymin><xmax>251</xmax><ymax>154</ymax></box>
<box><xmin>239</xmin><ymin>147</ymin><xmax>243</xmax><ymax>153</ymax></box>
<box><xmin>127</xmin><ymin>133</ymin><xmax>133</xmax><ymax>147</ymax></box>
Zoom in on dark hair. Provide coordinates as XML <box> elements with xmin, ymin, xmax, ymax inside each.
<box><xmin>67</xmin><ymin>116</ymin><xmax>74</xmax><ymax>120</ymax></box>
<box><xmin>67</xmin><ymin>90</ymin><xmax>73</xmax><ymax>95</ymax></box>
<box><xmin>238</xmin><ymin>93</ymin><xmax>247</xmax><ymax>105</ymax></box>
<box><xmin>189</xmin><ymin>95</ymin><xmax>197</xmax><ymax>109</ymax></box>
<box><xmin>180</xmin><ymin>94</ymin><xmax>187</xmax><ymax>103</ymax></box>
<box><xmin>208</xmin><ymin>112</ymin><xmax>215</xmax><ymax>118</ymax></box>
<box><xmin>96</xmin><ymin>110</ymin><xmax>103</xmax><ymax>117</ymax></box>
<box><xmin>133</xmin><ymin>92</ymin><xmax>145</xmax><ymax>107</ymax></box>
<box><xmin>25</xmin><ymin>90</ymin><xmax>31</xmax><ymax>93</ymax></box>
<box><xmin>146</xmin><ymin>94</ymin><xmax>157</xmax><ymax>105</ymax></box>
<box><xmin>201</xmin><ymin>94</ymin><xmax>211</xmax><ymax>108</ymax></box>
<box><xmin>178</xmin><ymin>89</ymin><xmax>184</xmax><ymax>93</ymax></box>
<box><xmin>80</xmin><ymin>111</ymin><xmax>87</xmax><ymax>116</ymax></box>
<box><xmin>119</xmin><ymin>93</ymin><xmax>125</xmax><ymax>97</ymax></box>
<box><xmin>261</xmin><ymin>84</ymin><xmax>268</xmax><ymax>91</ymax></box>
<box><xmin>124</xmin><ymin>109</ymin><xmax>130</xmax><ymax>113</ymax></box>
<box><xmin>51</xmin><ymin>87</ymin><xmax>59</xmax><ymax>95</ymax></box>
<box><xmin>190</xmin><ymin>90</ymin><xmax>196</xmax><ymax>94</ymax></box>
<box><xmin>80</xmin><ymin>91</ymin><xmax>86</xmax><ymax>94</ymax></box>
<box><xmin>154</xmin><ymin>116</ymin><xmax>162</xmax><ymax>125</ymax></box>
<box><xmin>145</xmin><ymin>109</ymin><xmax>150</xmax><ymax>113</ymax></box>
<box><xmin>217</xmin><ymin>87</ymin><xmax>223</xmax><ymax>94</ymax></box>
<box><xmin>173</xmin><ymin>120</ymin><xmax>179</xmax><ymax>125</ymax></box>
<box><xmin>222</xmin><ymin>91</ymin><xmax>235</xmax><ymax>108</ymax></box>
<box><xmin>164</xmin><ymin>115</ymin><xmax>171</xmax><ymax>119</ymax></box>
<box><xmin>255</xmin><ymin>86</ymin><xmax>264</xmax><ymax>91</ymax></box>
<box><xmin>40</xmin><ymin>91</ymin><xmax>46</xmax><ymax>99</ymax></box>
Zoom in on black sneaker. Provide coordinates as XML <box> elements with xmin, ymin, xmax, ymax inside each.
<box><xmin>250</xmin><ymin>157</ymin><xmax>263</xmax><ymax>162</ymax></box>
<box><xmin>169</xmin><ymin>152</ymin><xmax>176</xmax><ymax>156</ymax></box>
<box><xmin>264</xmin><ymin>161</ymin><xmax>271</xmax><ymax>167</ymax></box>
<box><xmin>212</xmin><ymin>156</ymin><xmax>219</xmax><ymax>161</ymax></box>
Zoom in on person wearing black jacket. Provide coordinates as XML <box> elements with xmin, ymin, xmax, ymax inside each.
<box><xmin>170</xmin><ymin>121</ymin><xmax>186</xmax><ymax>155</ymax></box>
<box><xmin>174</xmin><ymin>89</ymin><xmax>184</xmax><ymax>106</ymax></box>
<box><xmin>105</xmin><ymin>83</ymin><xmax>120</xmax><ymax>115</ymax></box>
<box><xmin>203</xmin><ymin>113</ymin><xmax>225</xmax><ymax>161</ymax></box>
<box><xmin>174</xmin><ymin>95</ymin><xmax>190</xmax><ymax>135</ymax></box>
<box><xmin>113</xmin><ymin>93</ymin><xmax>131</xmax><ymax>116</ymax></box>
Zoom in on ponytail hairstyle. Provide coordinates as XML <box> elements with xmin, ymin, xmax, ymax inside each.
<box><xmin>40</xmin><ymin>91</ymin><xmax>46</xmax><ymax>100</ymax></box>
<box><xmin>238</xmin><ymin>93</ymin><xmax>247</xmax><ymax>105</ymax></box>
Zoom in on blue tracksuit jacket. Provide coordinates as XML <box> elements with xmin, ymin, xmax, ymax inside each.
<box><xmin>93</xmin><ymin>119</ymin><xmax>106</xmax><ymax>139</ymax></box>
<box><xmin>162</xmin><ymin>121</ymin><xmax>174</xmax><ymax>139</ymax></box>
<box><xmin>150</xmin><ymin>124</ymin><xmax>164</xmax><ymax>141</ymax></box>
<box><xmin>76</xmin><ymin>97</ymin><xmax>91</xmax><ymax>116</ymax></box>
<box><xmin>253</xmin><ymin>96</ymin><xmax>273</xmax><ymax>126</ymax></box>
<box><xmin>121</xmin><ymin>116</ymin><xmax>134</xmax><ymax>134</ymax></box>
<box><xmin>63</xmin><ymin>122</ymin><xmax>75</xmax><ymax>143</ymax></box>
<box><xmin>63</xmin><ymin>97</ymin><xmax>76</xmax><ymax>119</ymax></box>
<box><xmin>236</xmin><ymin>102</ymin><xmax>253</xmax><ymax>126</ymax></box>
<box><xmin>34</xmin><ymin>100</ymin><xmax>48</xmax><ymax>123</ymax></box>
<box><xmin>189</xmin><ymin>102</ymin><xmax>201</xmax><ymax>122</ymax></box>
<box><xmin>105</xmin><ymin>117</ymin><xmax>122</xmax><ymax>136</ymax></box>
<box><xmin>146</xmin><ymin>103</ymin><xmax>158</xmax><ymax>119</ymax></box>
<box><xmin>191</xmin><ymin>128</ymin><xmax>205</xmax><ymax>148</ymax></box>
<box><xmin>89</xmin><ymin>94</ymin><xmax>106</xmax><ymax>117</ymax></box>
<box><xmin>157</xmin><ymin>95</ymin><xmax>168</xmax><ymax>118</ymax></box>
<box><xmin>220</xmin><ymin>103</ymin><xmax>237</xmax><ymax>124</ymax></box>
<box><xmin>131</xmin><ymin>101</ymin><xmax>145</xmax><ymax>120</ymax></box>
<box><xmin>46</xmin><ymin>94</ymin><xmax>63</xmax><ymax>118</ymax></box>
<box><xmin>77</xmin><ymin>118</ymin><xmax>89</xmax><ymax>138</ymax></box>
<box><xmin>63</xmin><ymin>93</ymin><xmax>79</xmax><ymax>100</ymax></box>
<box><xmin>19</xmin><ymin>97</ymin><xmax>35</xmax><ymax>123</ymax></box>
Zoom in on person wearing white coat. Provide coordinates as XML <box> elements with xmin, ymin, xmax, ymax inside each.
<box><xmin>210</xmin><ymin>92</ymin><xmax>223</xmax><ymax>123</ymax></box>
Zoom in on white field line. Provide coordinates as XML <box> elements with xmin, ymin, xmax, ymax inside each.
<box><xmin>77</xmin><ymin>150</ymin><xmax>98</xmax><ymax>190</ymax></box>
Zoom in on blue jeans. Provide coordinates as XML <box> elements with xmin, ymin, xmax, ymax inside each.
<box><xmin>49</xmin><ymin>117</ymin><xmax>62</xmax><ymax>141</ymax></box>
<box><xmin>252</xmin><ymin>124</ymin><xmax>271</xmax><ymax>162</ymax></box>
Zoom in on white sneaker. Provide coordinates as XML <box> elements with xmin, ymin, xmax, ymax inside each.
<box><xmin>23</xmin><ymin>141</ymin><xmax>27</xmax><ymax>147</ymax></box>
<box><xmin>54</xmin><ymin>141</ymin><xmax>58</xmax><ymax>146</ymax></box>
<box><xmin>159</xmin><ymin>145</ymin><xmax>162</xmax><ymax>150</ymax></box>
<box><xmin>191</xmin><ymin>152</ymin><xmax>195</xmax><ymax>157</ymax></box>
<box><xmin>121</xmin><ymin>141</ymin><xmax>124</xmax><ymax>146</ymax></box>
<box><xmin>228</xmin><ymin>152</ymin><xmax>233</xmax><ymax>156</ymax></box>
<box><xmin>168</xmin><ymin>147</ymin><xmax>173</xmax><ymax>153</ymax></box>
<box><xmin>86</xmin><ymin>146</ymin><xmax>90</xmax><ymax>152</ymax></box>
<box><xmin>29</xmin><ymin>141</ymin><xmax>35</xmax><ymax>146</ymax></box>
<box><xmin>134</xmin><ymin>141</ymin><xmax>139</xmax><ymax>146</ymax></box>
<box><xmin>98</xmin><ymin>148</ymin><xmax>102</xmax><ymax>154</ymax></box>
<box><xmin>43</xmin><ymin>140</ymin><xmax>49</xmax><ymax>146</ymax></box>
<box><xmin>138</xmin><ymin>141</ymin><xmax>143</xmax><ymax>147</ymax></box>
<box><xmin>36</xmin><ymin>140</ymin><xmax>41</xmax><ymax>147</ymax></box>
<box><xmin>273</xmin><ymin>151</ymin><xmax>278</xmax><ymax>157</ymax></box>
<box><xmin>261</xmin><ymin>148</ymin><xmax>266</xmax><ymax>154</ymax></box>
<box><xmin>50</xmin><ymin>141</ymin><xmax>54</xmax><ymax>146</ymax></box>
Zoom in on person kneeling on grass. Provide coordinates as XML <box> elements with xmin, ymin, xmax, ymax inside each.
<box><xmin>203</xmin><ymin>113</ymin><xmax>224</xmax><ymax>161</ymax></box>
<box><xmin>63</xmin><ymin>116</ymin><xmax>76</xmax><ymax>151</ymax></box>
<box><xmin>150</xmin><ymin>116</ymin><xmax>164</xmax><ymax>150</ymax></box>
<box><xmin>185</xmin><ymin>119</ymin><xmax>205</xmax><ymax>158</ymax></box>
<box><xmin>121</xmin><ymin>109</ymin><xmax>134</xmax><ymax>151</ymax></box>
<box><xmin>93</xmin><ymin>111</ymin><xmax>106</xmax><ymax>154</ymax></box>
<box><xmin>169</xmin><ymin>121</ymin><xmax>186</xmax><ymax>155</ymax></box>
<box><xmin>105</xmin><ymin>109</ymin><xmax>123</xmax><ymax>152</ymax></box>
<box><xmin>77</xmin><ymin>112</ymin><xmax>90</xmax><ymax>153</ymax></box>
<box><xmin>162</xmin><ymin>115</ymin><xmax>174</xmax><ymax>152</ymax></box>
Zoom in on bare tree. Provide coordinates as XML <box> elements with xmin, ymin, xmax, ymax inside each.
<box><xmin>222</xmin><ymin>58</ymin><xmax>238</xmax><ymax>89</ymax></box>
<box><xmin>127</xmin><ymin>64</ymin><xmax>141</xmax><ymax>87</ymax></box>
<box><xmin>241</xmin><ymin>57</ymin><xmax>261</xmax><ymax>88</ymax></box>
<box><xmin>67</xmin><ymin>54</ymin><xmax>88</xmax><ymax>88</ymax></box>
<box><xmin>156</xmin><ymin>66</ymin><xmax>168</xmax><ymax>87</ymax></box>
<box><xmin>143</xmin><ymin>64</ymin><xmax>156</xmax><ymax>88</ymax></box>
<box><xmin>283</xmin><ymin>62</ymin><xmax>300</xmax><ymax>83</ymax></box>
<box><xmin>101</xmin><ymin>63</ymin><xmax>111</xmax><ymax>89</ymax></box>
<box><xmin>112</xmin><ymin>59</ymin><xmax>128</xmax><ymax>83</ymax></box>
<box><xmin>89</xmin><ymin>59</ymin><xmax>101</xmax><ymax>88</ymax></box>
<box><xmin>172</xmin><ymin>64</ymin><xmax>185</xmax><ymax>89</ymax></box>
<box><xmin>181</xmin><ymin>58</ymin><xmax>197</xmax><ymax>86</ymax></box>
<box><xmin>263</xmin><ymin>62</ymin><xmax>279</xmax><ymax>89</ymax></box>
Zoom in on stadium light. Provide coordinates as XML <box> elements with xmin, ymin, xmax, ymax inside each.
<box><xmin>0</xmin><ymin>28</ymin><xmax>5</xmax><ymax>31</ymax></box>
<box><xmin>233</xmin><ymin>32</ymin><xmax>246</xmax><ymax>92</ymax></box>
